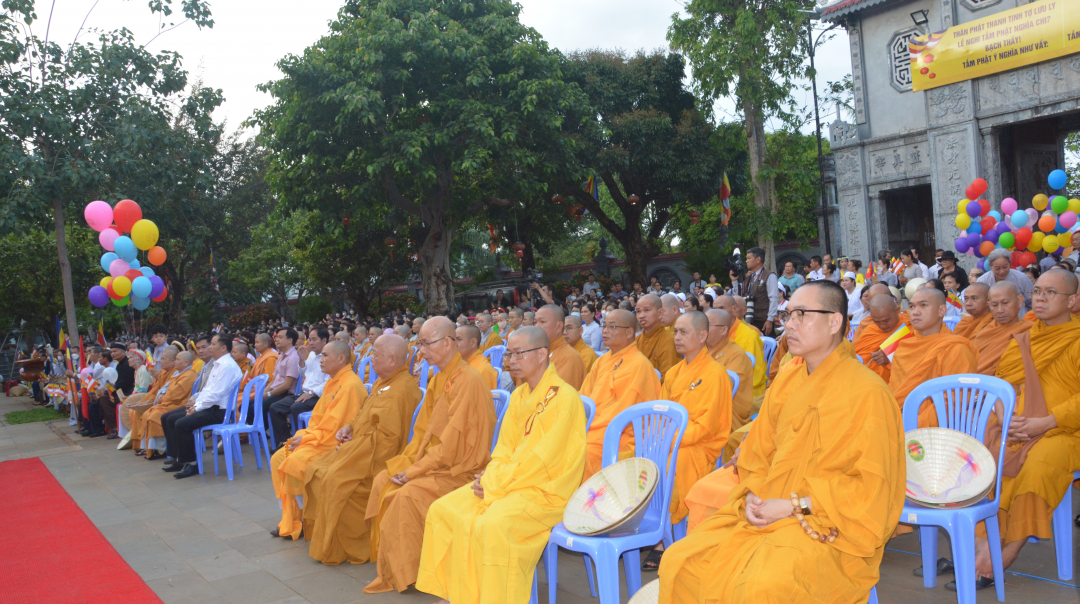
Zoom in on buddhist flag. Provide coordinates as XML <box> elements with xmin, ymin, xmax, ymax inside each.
<box><xmin>880</xmin><ymin>324</ymin><xmax>914</xmax><ymax>362</ymax></box>
<box><xmin>719</xmin><ymin>171</ymin><xmax>732</xmax><ymax>227</ymax></box>
<box><xmin>585</xmin><ymin>175</ymin><xmax>598</xmax><ymax>201</ymax></box>
<box><xmin>58</xmin><ymin>328</ymin><xmax>67</xmax><ymax>352</ymax></box>
<box><xmin>947</xmin><ymin>291</ymin><xmax>962</xmax><ymax>310</ymax></box>
<box><xmin>97</xmin><ymin>318</ymin><xmax>107</xmax><ymax>347</ymax></box>
<box><xmin>145</xmin><ymin>349</ymin><xmax>156</xmax><ymax>369</ymax></box>
<box><xmin>890</xmin><ymin>259</ymin><xmax>905</xmax><ymax>275</ymax></box>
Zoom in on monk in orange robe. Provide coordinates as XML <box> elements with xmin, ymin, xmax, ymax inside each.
<box><xmin>236</xmin><ymin>335</ymin><xmax>277</xmax><ymax>414</ymax></box>
<box><xmin>888</xmin><ymin>288</ymin><xmax>977</xmax><ymax>427</ymax></box>
<box><xmin>953</xmin><ymin>283</ymin><xmax>993</xmax><ymax>339</ymax></box>
<box><xmin>527</xmin><ymin>305</ymin><xmax>585</xmax><ymax>389</ymax></box>
<box><xmin>705</xmin><ymin>309</ymin><xmax>754</xmax><ymax>457</ymax></box>
<box><xmin>659</xmin><ymin>280</ymin><xmax>905</xmax><ymax>603</ymax></box>
<box><xmin>455</xmin><ymin>325</ymin><xmax>498</xmax><ymax>390</ymax></box>
<box><xmin>303</xmin><ymin>335</ymin><xmax>422</xmax><ymax>564</ymax></box>
<box><xmin>714</xmin><ymin>295</ymin><xmax>766</xmax><ymax>396</ymax></box>
<box><xmin>854</xmin><ymin>294</ymin><xmax>907</xmax><ymax>382</ymax></box>
<box><xmin>352</xmin><ymin>325</ymin><xmax>371</xmax><ymax>359</ymax></box>
<box><xmin>635</xmin><ymin>294</ymin><xmax>681</xmax><ymax>376</ymax></box>
<box><xmin>139</xmin><ymin>351</ymin><xmax>198</xmax><ymax>457</ymax></box>
<box><xmin>660</xmin><ymin>293</ymin><xmax>682</xmax><ymax>332</ymax></box>
<box><xmin>965</xmin><ymin>270</ymin><xmax>1080</xmax><ymax>589</ymax></box>
<box><xmin>476</xmin><ymin>313</ymin><xmax>503</xmax><ymax>352</ymax></box>
<box><xmin>123</xmin><ymin>348</ymin><xmax>174</xmax><ymax>455</ymax></box>
<box><xmin>271</xmin><ymin>341</ymin><xmax>365</xmax><ymax>539</ymax></box>
<box><xmin>363</xmin><ymin>317</ymin><xmax>495</xmax><ymax>594</ymax></box>
<box><xmin>564</xmin><ymin>315</ymin><xmax>598</xmax><ymax>373</ymax></box>
<box><xmin>578</xmin><ymin>309</ymin><xmax>661</xmax><ymax>480</ymax></box>
<box><xmin>974</xmin><ymin>281</ymin><xmax>1033</xmax><ymax>375</ymax></box>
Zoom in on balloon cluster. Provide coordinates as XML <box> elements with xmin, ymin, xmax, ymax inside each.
<box><xmin>952</xmin><ymin>170</ymin><xmax>1079</xmax><ymax>270</ymax></box>
<box><xmin>83</xmin><ymin>200</ymin><xmax>169</xmax><ymax>310</ymax></box>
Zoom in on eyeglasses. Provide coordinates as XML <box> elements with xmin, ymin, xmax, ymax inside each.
<box><xmin>1031</xmin><ymin>288</ymin><xmax>1077</xmax><ymax>299</ymax></box>
<box><xmin>777</xmin><ymin>309</ymin><xmax>841</xmax><ymax>324</ymax></box>
<box><xmin>601</xmin><ymin>324</ymin><xmax>635</xmax><ymax>331</ymax></box>
<box><xmin>418</xmin><ymin>336</ymin><xmax>448</xmax><ymax>348</ymax></box>
<box><xmin>505</xmin><ymin>347</ymin><xmax>546</xmax><ymax>360</ymax></box>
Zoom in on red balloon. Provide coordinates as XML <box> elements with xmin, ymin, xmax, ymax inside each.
<box><xmin>124</xmin><ymin>269</ymin><xmax>142</xmax><ymax>281</ymax></box>
<box><xmin>970</xmin><ymin>178</ymin><xmax>988</xmax><ymax>197</ymax></box>
<box><xmin>977</xmin><ymin>199</ymin><xmax>990</xmax><ymax>217</ymax></box>
<box><xmin>113</xmin><ymin>199</ymin><xmax>142</xmax><ymax>233</ymax></box>
<box><xmin>1021</xmin><ymin>251</ymin><xmax>1037</xmax><ymax>266</ymax></box>
<box><xmin>1013</xmin><ymin>227</ymin><xmax>1032</xmax><ymax>249</ymax></box>
<box><xmin>980</xmin><ymin>217</ymin><xmax>995</xmax><ymax>234</ymax></box>
<box><xmin>965</xmin><ymin>186</ymin><xmax>977</xmax><ymax>200</ymax></box>
<box><xmin>1010</xmin><ymin>251</ymin><xmax>1024</xmax><ymax>268</ymax></box>
<box><xmin>106</xmin><ymin>281</ymin><xmax>122</xmax><ymax>300</ymax></box>
<box><xmin>152</xmin><ymin>286</ymin><xmax>168</xmax><ymax>303</ymax></box>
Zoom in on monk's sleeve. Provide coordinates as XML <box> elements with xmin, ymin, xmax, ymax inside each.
<box><xmin>726</xmin><ymin>385</ymin><xmax>782</xmax><ymax>510</ymax></box>
<box><xmin>158</xmin><ymin>371</ymin><xmax>196</xmax><ymax>407</ymax></box>
<box><xmin>481</xmin><ymin>394</ymin><xmax>524</xmax><ymax>497</ymax></box>
<box><xmin>681</xmin><ymin>373</ymin><xmax>730</xmax><ymax>447</ymax></box>
<box><xmin>804</xmin><ymin>386</ymin><xmax>904</xmax><ymax>558</ymax></box>
<box><xmin>405</xmin><ymin>377</ymin><xmax>493</xmax><ymax>480</ymax></box>
<box><xmin>299</xmin><ymin>383</ymin><xmax>365</xmax><ymax>447</ymax></box>
<box><xmin>1049</xmin><ymin>345</ymin><xmax>1080</xmax><ymax>432</ymax></box>
<box><xmin>263</xmin><ymin>356</ymin><xmax>277</xmax><ymax>377</ymax></box>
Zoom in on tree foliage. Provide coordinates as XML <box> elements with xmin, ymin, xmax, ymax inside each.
<box><xmin>0</xmin><ymin>227</ymin><xmax>99</xmax><ymax>334</ymax></box>
<box><xmin>228</xmin><ymin>211</ymin><xmax>309</xmax><ymax>321</ymax></box>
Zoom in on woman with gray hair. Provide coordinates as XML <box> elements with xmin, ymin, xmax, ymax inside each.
<box><xmin>976</xmin><ymin>249</ymin><xmax>1033</xmax><ymax>312</ymax></box>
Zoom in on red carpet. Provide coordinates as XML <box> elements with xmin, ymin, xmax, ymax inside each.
<box><xmin>0</xmin><ymin>457</ymin><xmax>163</xmax><ymax>604</ymax></box>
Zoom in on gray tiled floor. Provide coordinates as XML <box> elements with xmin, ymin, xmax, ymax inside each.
<box><xmin>2</xmin><ymin>394</ymin><xmax>1077</xmax><ymax>603</ymax></box>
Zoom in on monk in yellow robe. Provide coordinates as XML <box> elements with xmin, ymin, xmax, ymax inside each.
<box><xmin>364</xmin><ymin>317</ymin><xmax>495</xmax><ymax>594</ymax></box>
<box><xmin>659</xmin><ymin>280</ymin><xmax>905</xmax><ymax>604</ymax></box>
<box><xmin>953</xmin><ymin>283</ymin><xmax>994</xmax><ymax>339</ymax></box>
<box><xmin>139</xmin><ymin>351</ymin><xmax>198</xmax><ymax>457</ymax></box>
<box><xmin>123</xmin><ymin>348</ymin><xmax>174</xmax><ymax>455</ymax></box>
<box><xmin>564</xmin><ymin>315</ymin><xmax>598</xmax><ymax>374</ymax></box>
<box><xmin>530</xmin><ymin>305</ymin><xmax>585</xmax><ymax>389</ymax></box>
<box><xmin>967</xmin><ymin>270</ymin><xmax>1080</xmax><ymax>588</ymax></box>
<box><xmin>578</xmin><ymin>309</ymin><xmax>661</xmax><ymax>480</ymax></box>
<box><xmin>854</xmin><ymin>294</ymin><xmax>907</xmax><ymax>382</ymax></box>
<box><xmin>635</xmin><ymin>294</ymin><xmax>681</xmax><ymax>376</ymax></box>
<box><xmin>303</xmin><ymin>334</ymin><xmax>422</xmax><ymax>564</ymax></box>
<box><xmin>705</xmin><ymin>309</ymin><xmax>753</xmax><ymax>458</ymax></box>
<box><xmin>352</xmin><ymin>325</ymin><xmax>370</xmax><ymax>358</ymax></box>
<box><xmin>455</xmin><ymin>324</ymin><xmax>498</xmax><ymax>390</ymax></box>
<box><xmin>228</xmin><ymin>342</ymin><xmax>254</xmax><ymax>411</ymax></box>
<box><xmin>415</xmin><ymin>327</ymin><xmax>586</xmax><ymax>604</ymax></box>
<box><xmin>888</xmin><ymin>288</ymin><xmax>977</xmax><ymax>427</ymax></box>
<box><xmin>660</xmin><ymin>293</ymin><xmax>682</xmax><ymax>333</ymax></box>
<box><xmin>476</xmin><ymin>313</ymin><xmax>503</xmax><ymax>352</ymax></box>
<box><xmin>974</xmin><ymin>281</ymin><xmax>1033</xmax><ymax>375</ymax></box>
<box><xmin>714</xmin><ymin>295</ymin><xmax>766</xmax><ymax>396</ymax></box>
<box><xmin>270</xmin><ymin>341</ymin><xmax>365</xmax><ymax>539</ymax></box>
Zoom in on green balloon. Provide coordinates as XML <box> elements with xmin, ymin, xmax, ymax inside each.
<box><xmin>1051</xmin><ymin>195</ymin><xmax>1069</xmax><ymax>214</ymax></box>
<box><xmin>112</xmin><ymin>295</ymin><xmax>129</xmax><ymax>307</ymax></box>
<box><xmin>998</xmin><ymin>232</ymin><xmax>1015</xmax><ymax>249</ymax></box>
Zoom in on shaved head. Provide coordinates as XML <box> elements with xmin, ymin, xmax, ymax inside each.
<box><xmin>540</xmin><ymin>304</ymin><xmax>565</xmax><ymax>323</ymax></box>
<box><xmin>1033</xmin><ymin>269</ymin><xmax>1079</xmax><ymax>323</ymax></box>
<box><xmin>457</xmin><ymin>324</ymin><xmax>482</xmax><ymax>348</ymax></box>
<box><xmin>602</xmin><ymin>309</ymin><xmax>638</xmax><ymax>352</ymax></box>
<box><xmin>508</xmin><ymin>326</ymin><xmax>549</xmax><ymax>350</ymax></box>
<box><xmin>335</xmin><ymin>331</ymin><xmax>350</xmax><ymax>343</ymax></box>
<box><xmin>636</xmin><ymin>294</ymin><xmax>663</xmax><ymax>332</ymax></box>
<box><xmin>424</xmin><ymin>316</ymin><xmax>458</xmax><ymax>339</ymax></box>
<box><xmin>868</xmin><ymin>294</ymin><xmax>901</xmax><ymax>334</ymax></box>
<box><xmin>640</xmin><ymin>294</ymin><xmax>662</xmax><ymax>308</ymax></box>
<box><xmin>706</xmin><ymin>308</ymin><xmax>733</xmax><ymax>328</ymax></box>
<box><xmin>660</xmin><ymin>294</ymin><xmax>679</xmax><ymax>309</ymax></box>
<box><xmin>660</xmin><ymin>293</ymin><xmax>681</xmax><ymax>327</ymax></box>
<box><xmin>912</xmin><ymin>287</ymin><xmax>946</xmax><ymax>306</ymax></box>
<box><xmin>176</xmin><ymin>351</ymin><xmax>193</xmax><ymax>367</ymax></box>
<box><xmin>323</xmin><ymin>339</ymin><xmax>350</xmax><ymax>360</ymax></box>
<box><xmin>419</xmin><ymin>316</ymin><xmax>458</xmax><ymax>367</ymax></box>
<box><xmin>673</xmin><ymin>311</ymin><xmax>709</xmax><ymax>358</ymax></box>
<box><xmin>909</xmin><ymin>288</ymin><xmax>946</xmax><ymax>333</ymax></box>
<box><xmin>866</xmin><ymin>283</ymin><xmax>892</xmax><ymax>300</ymax></box>
<box><xmin>963</xmin><ymin>282</ymin><xmax>990</xmax><ymax>317</ymax></box>
<box><xmin>160</xmin><ymin>347</ymin><xmax>178</xmax><ymax>361</ymax></box>
<box><xmin>714</xmin><ymin>295</ymin><xmax>736</xmax><ymax>314</ymax></box>
<box><xmin>564</xmin><ymin>315</ymin><xmax>582</xmax><ymax>329</ymax></box>
<box><xmin>988</xmin><ymin>281</ymin><xmax>1023</xmax><ymax>325</ymax></box>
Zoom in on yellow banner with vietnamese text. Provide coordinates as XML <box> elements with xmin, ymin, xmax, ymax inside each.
<box><xmin>910</xmin><ymin>0</ymin><xmax>1080</xmax><ymax>91</ymax></box>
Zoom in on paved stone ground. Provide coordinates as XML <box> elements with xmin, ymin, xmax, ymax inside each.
<box><xmin>2</xmin><ymin>393</ymin><xmax>1077</xmax><ymax>604</ymax></box>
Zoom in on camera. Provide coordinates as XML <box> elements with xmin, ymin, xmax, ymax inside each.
<box><xmin>724</xmin><ymin>248</ymin><xmax>745</xmax><ymax>282</ymax></box>
<box><xmin>524</xmin><ymin>268</ymin><xmax>544</xmax><ymax>284</ymax></box>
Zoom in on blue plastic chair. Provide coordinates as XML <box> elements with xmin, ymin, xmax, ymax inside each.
<box><xmin>417</xmin><ymin>359</ymin><xmax>440</xmax><ymax>389</ymax></box>
<box><xmin>943</xmin><ymin>315</ymin><xmax>961</xmax><ymax>332</ymax></box>
<box><xmin>903</xmin><ymin>374</ymin><xmax>1015</xmax><ymax>603</ymax></box>
<box><xmin>580</xmin><ymin>395</ymin><xmax>596</xmax><ymax>433</ymax></box>
<box><xmin>726</xmin><ymin>369</ymin><xmax>739</xmax><ymax>400</ymax></box>
<box><xmin>1049</xmin><ymin>470</ymin><xmax>1080</xmax><ymax>580</ymax></box>
<box><xmin>857</xmin><ymin>353</ymin><xmax>864</xmax><ymax>363</ymax></box>
<box><xmin>745</xmin><ymin>350</ymin><xmax>755</xmax><ymax>368</ymax></box>
<box><xmin>364</xmin><ymin>383</ymin><xmax>372</xmax><ymax>395</ymax></box>
<box><xmin>847</xmin><ymin>319</ymin><xmax>861</xmax><ymax>340</ymax></box>
<box><xmin>297</xmin><ymin>410</ymin><xmax>312</xmax><ymax>430</ymax></box>
<box><xmin>868</xmin><ymin>586</ymin><xmax>878</xmax><ymax>604</ymax></box>
<box><xmin>655</xmin><ymin>368</ymin><xmax>661</xmax><ymax>381</ymax></box>
<box><xmin>265</xmin><ymin>374</ymin><xmax>305</xmax><ymax>447</ymax></box>
<box><xmin>353</xmin><ymin>354</ymin><xmax>362</xmax><ymax>374</ymax></box>
<box><xmin>484</xmin><ymin>345</ymin><xmax>506</xmax><ymax>368</ymax></box>
<box><xmin>408</xmin><ymin>389</ymin><xmax>426</xmax><ymax>441</ymax></box>
<box><xmin>544</xmin><ymin>401</ymin><xmax>689</xmax><ymax>604</ymax></box>
<box><xmin>760</xmin><ymin>336</ymin><xmax>777</xmax><ymax>369</ymax></box>
<box><xmin>293</xmin><ymin>374</ymin><xmax>305</xmax><ymax>396</ymax></box>
<box><xmin>356</xmin><ymin>356</ymin><xmax>378</xmax><ymax>383</ymax></box>
<box><xmin>490</xmin><ymin>389</ymin><xmax>512</xmax><ymax>452</ymax></box>
<box><xmin>206</xmin><ymin>375</ymin><xmax>271</xmax><ymax>480</ymax></box>
<box><xmin>193</xmin><ymin>378</ymin><xmax>243</xmax><ymax>476</ymax></box>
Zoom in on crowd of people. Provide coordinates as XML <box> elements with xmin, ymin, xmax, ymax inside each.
<box><xmin>29</xmin><ymin>235</ymin><xmax>1080</xmax><ymax>603</ymax></box>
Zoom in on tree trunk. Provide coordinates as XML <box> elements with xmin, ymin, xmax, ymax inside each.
<box><xmin>619</xmin><ymin>229</ymin><xmax>652</xmax><ymax>288</ymax></box>
<box><xmin>742</xmin><ymin>94</ymin><xmax>778</xmax><ymax>271</ymax></box>
<box><xmin>418</xmin><ymin>210</ymin><xmax>456</xmax><ymax>316</ymax></box>
<box><xmin>52</xmin><ymin>199</ymin><xmax>81</xmax><ymax>346</ymax></box>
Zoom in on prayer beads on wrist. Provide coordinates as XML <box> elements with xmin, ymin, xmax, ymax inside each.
<box><xmin>790</xmin><ymin>493</ymin><xmax>838</xmax><ymax>544</ymax></box>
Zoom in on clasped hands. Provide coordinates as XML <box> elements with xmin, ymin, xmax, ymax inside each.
<box><xmin>472</xmin><ymin>470</ymin><xmax>485</xmax><ymax>499</ymax></box>
<box><xmin>1008</xmin><ymin>414</ymin><xmax>1056</xmax><ymax>444</ymax></box>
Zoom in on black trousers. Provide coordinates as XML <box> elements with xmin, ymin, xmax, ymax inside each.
<box><xmin>267</xmin><ymin>394</ymin><xmax>319</xmax><ymax>445</ymax></box>
<box><xmin>162</xmin><ymin>406</ymin><xmax>225</xmax><ymax>464</ymax></box>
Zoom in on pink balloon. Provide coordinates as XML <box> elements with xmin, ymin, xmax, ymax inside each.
<box><xmin>1000</xmin><ymin>197</ymin><xmax>1017</xmax><ymax>215</ymax></box>
<box><xmin>1060</xmin><ymin>211</ymin><xmax>1078</xmax><ymax>230</ymax></box>
<box><xmin>84</xmin><ymin>200</ymin><xmax>114</xmax><ymax>231</ymax></box>
<box><xmin>1025</xmin><ymin>208</ymin><xmax>1039</xmax><ymax>224</ymax></box>
<box><xmin>109</xmin><ymin>258</ymin><xmax>130</xmax><ymax>278</ymax></box>
<box><xmin>98</xmin><ymin>227</ymin><xmax>120</xmax><ymax>251</ymax></box>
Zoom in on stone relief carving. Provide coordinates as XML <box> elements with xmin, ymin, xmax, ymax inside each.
<box><xmin>835</xmin><ymin>150</ymin><xmax>862</xmax><ymax>190</ymax></box>
<box><xmin>867</xmin><ymin>143</ymin><xmax>929</xmax><ymax>181</ymax></box>
<box><xmin>928</xmin><ymin>84</ymin><xmax>968</xmax><ymax>122</ymax></box>
<box><xmin>829</xmin><ymin>120</ymin><xmax>860</xmax><ymax>147</ymax></box>
<box><xmin>937</xmin><ymin>134</ymin><xmax>968</xmax><ymax>214</ymax></box>
<box><xmin>844</xmin><ymin>193</ymin><xmax>863</xmax><ymax>253</ymax></box>
<box><xmin>941</xmin><ymin>0</ymin><xmax>954</xmax><ymax>28</ymax></box>
<box><xmin>848</xmin><ymin>26</ymin><xmax>867</xmax><ymax>125</ymax></box>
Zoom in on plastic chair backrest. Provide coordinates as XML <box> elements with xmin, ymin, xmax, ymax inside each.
<box><xmin>417</xmin><ymin>360</ymin><xmax>439</xmax><ymax>389</ymax></box>
<box><xmin>408</xmin><ymin>389</ymin><xmax>426</xmax><ymax>442</ymax></box>
<box><xmin>580</xmin><ymin>395</ymin><xmax>596</xmax><ymax>434</ymax></box>
<box><xmin>726</xmin><ymin>370</ymin><xmax>739</xmax><ymax>399</ymax></box>
<box><xmin>293</xmin><ymin>374</ymin><xmax>305</xmax><ymax>396</ymax></box>
<box><xmin>192</xmin><ymin>375</ymin><xmax>202</xmax><ymax>393</ymax></box>
<box><xmin>364</xmin><ymin>383</ymin><xmax>372</xmax><ymax>395</ymax></box>
<box><xmin>353</xmin><ymin>354</ymin><xmax>362</xmax><ymax>373</ymax></box>
<box><xmin>745</xmin><ymin>351</ymin><xmax>755</xmax><ymax>368</ymax></box>
<box><xmin>484</xmin><ymin>345</ymin><xmax>506</xmax><ymax>368</ymax></box>
<box><xmin>847</xmin><ymin>319</ymin><xmax>860</xmax><ymax>341</ymax></box>
<box><xmin>490</xmin><ymin>389</ymin><xmax>512</xmax><ymax>452</ymax></box>
<box><xmin>760</xmin><ymin>336</ymin><xmax>777</xmax><ymax>369</ymax></box>
<box><xmin>235</xmin><ymin>374</ymin><xmax>270</xmax><ymax>426</ymax></box>
<box><xmin>902</xmin><ymin>374</ymin><xmax>1016</xmax><ymax>503</ymax></box>
<box><xmin>943</xmin><ymin>315</ymin><xmax>961</xmax><ymax>331</ymax></box>
<box><xmin>221</xmin><ymin>378</ymin><xmax>243</xmax><ymax>424</ymax></box>
<box><xmin>655</xmin><ymin>368</ymin><xmax>661</xmax><ymax>381</ymax></box>
<box><xmin>357</xmin><ymin>356</ymin><xmax>379</xmax><ymax>383</ymax></box>
<box><xmin>602</xmin><ymin>400</ymin><xmax>689</xmax><ymax>541</ymax></box>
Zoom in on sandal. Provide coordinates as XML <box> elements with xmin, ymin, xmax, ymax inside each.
<box><xmin>134</xmin><ymin>449</ymin><xmax>145</xmax><ymax>456</ymax></box>
<box><xmin>145</xmin><ymin>451</ymin><xmax>164</xmax><ymax>461</ymax></box>
<box><xmin>641</xmin><ymin>548</ymin><xmax>664</xmax><ymax>571</ymax></box>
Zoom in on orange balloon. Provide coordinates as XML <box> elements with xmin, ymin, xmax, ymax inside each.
<box><xmin>148</xmin><ymin>246</ymin><xmax>167</xmax><ymax>266</ymax></box>
<box><xmin>1038</xmin><ymin>214</ymin><xmax>1057</xmax><ymax>232</ymax></box>
<box><xmin>979</xmin><ymin>241</ymin><xmax>995</xmax><ymax>256</ymax></box>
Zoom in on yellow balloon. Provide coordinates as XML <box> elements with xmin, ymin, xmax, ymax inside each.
<box><xmin>100</xmin><ymin>276</ymin><xmax>112</xmax><ymax>288</ymax></box>
<box><xmin>1032</xmin><ymin>194</ymin><xmax>1048</xmax><ymax>211</ymax></box>
<box><xmin>1042</xmin><ymin>234</ymin><xmax>1059</xmax><ymax>253</ymax></box>
<box><xmin>1028</xmin><ymin>232</ymin><xmax>1045</xmax><ymax>252</ymax></box>
<box><xmin>957</xmin><ymin>199</ymin><xmax>970</xmax><ymax>214</ymax></box>
<box><xmin>955</xmin><ymin>213</ymin><xmax>971</xmax><ymax>229</ymax></box>
<box><xmin>130</xmin><ymin>219</ymin><xmax>159</xmax><ymax>251</ymax></box>
<box><xmin>112</xmin><ymin>276</ymin><xmax>132</xmax><ymax>297</ymax></box>
<box><xmin>1069</xmin><ymin>198</ymin><xmax>1080</xmax><ymax>214</ymax></box>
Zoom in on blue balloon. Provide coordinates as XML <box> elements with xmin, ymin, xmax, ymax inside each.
<box><xmin>988</xmin><ymin>210</ymin><xmax>1002</xmax><ymax>222</ymax></box>
<box><xmin>129</xmin><ymin>259</ymin><xmax>140</xmax><ymax>269</ymax></box>
<box><xmin>1011</xmin><ymin>209</ymin><xmax>1028</xmax><ymax>227</ymax></box>
<box><xmin>966</xmin><ymin>222</ymin><xmax>982</xmax><ymax>234</ymax></box>
<box><xmin>1048</xmin><ymin>169</ymin><xmax>1068</xmax><ymax>190</ymax></box>
<box><xmin>148</xmin><ymin>276</ymin><xmax>165</xmax><ymax>298</ymax></box>
<box><xmin>100</xmin><ymin>252</ymin><xmax>119</xmax><ymax>273</ymax></box>
<box><xmin>139</xmin><ymin>266</ymin><xmax>155</xmax><ymax>278</ymax></box>
<box><xmin>131</xmin><ymin>276</ymin><xmax>152</xmax><ymax>298</ymax></box>
<box><xmin>131</xmin><ymin>295</ymin><xmax>151</xmax><ymax>311</ymax></box>
<box><xmin>113</xmin><ymin>236</ymin><xmax>137</xmax><ymax>261</ymax></box>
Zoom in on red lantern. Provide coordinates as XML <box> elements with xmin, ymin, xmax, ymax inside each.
<box><xmin>341</xmin><ymin>214</ymin><xmax>351</xmax><ymax>226</ymax></box>
<box><xmin>628</xmin><ymin>194</ymin><xmax>640</xmax><ymax>205</ymax></box>
<box><xmin>385</xmin><ymin>236</ymin><xmax>397</xmax><ymax>261</ymax></box>
<box><xmin>552</xmin><ymin>194</ymin><xmax>564</xmax><ymax>205</ymax></box>
<box><xmin>511</xmin><ymin>241</ymin><xmax>526</xmax><ymax>253</ymax></box>
<box><xmin>689</xmin><ymin>209</ymin><xmax>701</xmax><ymax>224</ymax></box>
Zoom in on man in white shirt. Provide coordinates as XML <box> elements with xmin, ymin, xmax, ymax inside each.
<box><xmin>806</xmin><ymin>255</ymin><xmax>825</xmax><ymax>281</ymax></box>
<box><xmin>163</xmin><ymin>334</ymin><xmax>243</xmax><ymax>479</ymax></box>
<box><xmin>267</xmin><ymin>326</ymin><xmax>331</xmax><ymax>447</ymax></box>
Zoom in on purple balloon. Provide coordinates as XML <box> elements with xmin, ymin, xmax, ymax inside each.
<box><xmin>148</xmin><ymin>276</ymin><xmax>165</xmax><ymax>298</ymax></box>
<box><xmin>88</xmin><ymin>286</ymin><xmax>109</xmax><ymax>307</ymax></box>
<box><xmin>966</xmin><ymin>201</ymin><xmax>982</xmax><ymax>218</ymax></box>
<box><xmin>977</xmin><ymin>259</ymin><xmax>987</xmax><ymax>271</ymax></box>
<box><xmin>985</xmin><ymin>229</ymin><xmax>1000</xmax><ymax>244</ymax></box>
<box><xmin>996</xmin><ymin>221</ymin><xmax>1011</xmax><ymax>235</ymax></box>
<box><xmin>954</xmin><ymin>236</ymin><xmax>968</xmax><ymax>253</ymax></box>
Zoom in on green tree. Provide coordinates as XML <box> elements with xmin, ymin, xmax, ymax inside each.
<box><xmin>228</xmin><ymin>211</ymin><xmax>309</xmax><ymax>321</ymax></box>
<box><xmin>552</xmin><ymin>50</ymin><xmax>723</xmax><ymax>285</ymax></box>
<box><xmin>0</xmin><ymin>0</ymin><xmax>215</xmax><ymax>341</ymax></box>
<box><xmin>0</xmin><ymin>227</ymin><xmax>99</xmax><ymax>335</ymax></box>
<box><xmin>669</xmin><ymin>0</ymin><xmax>813</xmax><ymax>269</ymax></box>
<box><xmin>256</xmin><ymin>0</ymin><xmax>587</xmax><ymax>314</ymax></box>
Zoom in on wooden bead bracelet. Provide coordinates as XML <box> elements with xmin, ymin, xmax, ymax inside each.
<box><xmin>790</xmin><ymin>492</ymin><xmax>838</xmax><ymax>544</ymax></box>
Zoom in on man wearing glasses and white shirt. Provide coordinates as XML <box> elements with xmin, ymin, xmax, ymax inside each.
<box><xmin>163</xmin><ymin>334</ymin><xmax>243</xmax><ymax>479</ymax></box>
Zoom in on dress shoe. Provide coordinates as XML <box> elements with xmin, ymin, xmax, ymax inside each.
<box><xmin>945</xmin><ymin>576</ymin><xmax>994</xmax><ymax>592</ymax></box>
<box><xmin>106</xmin><ymin>431</ymin><xmax>119</xmax><ymax>440</ymax></box>
<box><xmin>173</xmin><ymin>464</ymin><xmax>199</xmax><ymax>479</ymax></box>
<box><xmin>913</xmin><ymin>557</ymin><xmax>954</xmax><ymax>577</ymax></box>
<box><xmin>162</xmin><ymin>462</ymin><xmax>185</xmax><ymax>472</ymax></box>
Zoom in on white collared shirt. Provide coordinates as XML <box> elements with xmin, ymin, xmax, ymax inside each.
<box><xmin>193</xmin><ymin>354</ymin><xmax>242</xmax><ymax>412</ymax></box>
<box><xmin>301</xmin><ymin>352</ymin><xmax>330</xmax><ymax>397</ymax></box>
